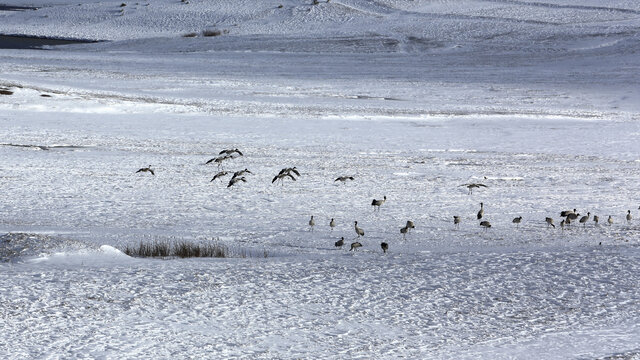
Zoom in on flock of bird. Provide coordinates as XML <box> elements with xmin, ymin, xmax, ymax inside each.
<box><xmin>136</xmin><ymin>148</ymin><xmax>638</xmax><ymax>254</ymax></box>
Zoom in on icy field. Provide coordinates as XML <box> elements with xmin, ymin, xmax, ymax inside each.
<box><xmin>2</xmin><ymin>0</ymin><xmax>640</xmax><ymax>358</ymax></box>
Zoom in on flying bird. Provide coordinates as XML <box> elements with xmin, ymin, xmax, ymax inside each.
<box><xmin>219</xmin><ymin>148</ymin><xmax>243</xmax><ymax>157</ymax></box>
<box><xmin>460</xmin><ymin>183</ymin><xmax>488</xmax><ymax>195</ymax></box>
<box><xmin>231</xmin><ymin>169</ymin><xmax>252</xmax><ymax>180</ymax></box>
<box><xmin>210</xmin><ymin>171</ymin><xmax>229</xmax><ymax>182</ymax></box>
<box><xmin>334</xmin><ymin>176</ymin><xmax>354</xmax><ymax>183</ymax></box>
<box><xmin>227</xmin><ymin>176</ymin><xmax>246</xmax><ymax>188</ymax></box>
<box><xmin>136</xmin><ymin>165</ymin><xmax>154</xmax><ymax>175</ymax></box>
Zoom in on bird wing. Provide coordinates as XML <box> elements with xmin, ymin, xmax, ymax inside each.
<box><xmin>286</xmin><ymin>173</ymin><xmax>296</xmax><ymax>181</ymax></box>
<box><xmin>136</xmin><ymin>169</ymin><xmax>143</xmax><ymax>173</ymax></box>
<box><xmin>291</xmin><ymin>168</ymin><xmax>301</xmax><ymax>176</ymax></box>
<box><xmin>149</xmin><ymin>169</ymin><xmax>155</xmax><ymax>175</ymax></box>
<box><xmin>272</xmin><ymin>175</ymin><xmax>279</xmax><ymax>183</ymax></box>
<box><xmin>234</xmin><ymin>149</ymin><xmax>243</xmax><ymax>156</ymax></box>
<box><xmin>477</xmin><ymin>184</ymin><xmax>488</xmax><ymax>188</ymax></box>
<box><xmin>206</xmin><ymin>158</ymin><xmax>215</xmax><ymax>164</ymax></box>
<box><xmin>334</xmin><ymin>177</ymin><xmax>341</xmax><ymax>182</ymax></box>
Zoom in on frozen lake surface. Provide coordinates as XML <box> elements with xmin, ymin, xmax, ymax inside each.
<box><xmin>1</xmin><ymin>0</ymin><xmax>639</xmax><ymax>358</ymax></box>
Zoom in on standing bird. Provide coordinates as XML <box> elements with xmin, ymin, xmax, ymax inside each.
<box><xmin>210</xmin><ymin>170</ymin><xmax>228</xmax><ymax>182</ymax></box>
<box><xmin>480</xmin><ymin>221</ymin><xmax>491</xmax><ymax>230</ymax></box>
<box><xmin>405</xmin><ymin>221</ymin><xmax>415</xmax><ymax>231</ymax></box>
<box><xmin>227</xmin><ymin>176</ymin><xmax>246</xmax><ymax>188</ymax></box>
<box><xmin>560</xmin><ymin>219</ymin><xmax>566</xmax><ymax>231</ymax></box>
<box><xmin>329</xmin><ymin>218</ymin><xmax>336</xmax><ymax>231</ymax></box>
<box><xmin>545</xmin><ymin>217</ymin><xmax>555</xmax><ymax>228</ymax></box>
<box><xmin>334</xmin><ymin>176</ymin><xmax>354</xmax><ymax>184</ymax></box>
<box><xmin>350</xmin><ymin>242</ymin><xmax>363</xmax><ymax>251</ymax></box>
<box><xmin>371</xmin><ymin>196</ymin><xmax>387</xmax><ymax>211</ymax></box>
<box><xmin>593</xmin><ymin>215</ymin><xmax>599</xmax><ymax>226</ymax></box>
<box><xmin>512</xmin><ymin>216</ymin><xmax>522</xmax><ymax>227</ymax></box>
<box><xmin>460</xmin><ymin>183</ymin><xmax>488</xmax><ymax>195</ymax></box>
<box><xmin>566</xmin><ymin>212</ymin><xmax>580</xmax><ymax>222</ymax></box>
<box><xmin>453</xmin><ymin>216</ymin><xmax>461</xmax><ymax>229</ymax></box>
<box><xmin>381</xmin><ymin>242</ymin><xmax>388</xmax><ymax>254</ymax></box>
<box><xmin>400</xmin><ymin>226</ymin><xmax>408</xmax><ymax>240</ymax></box>
<box><xmin>309</xmin><ymin>216</ymin><xmax>315</xmax><ymax>232</ymax></box>
<box><xmin>608</xmin><ymin>215</ymin><xmax>614</xmax><ymax>226</ymax></box>
<box><xmin>335</xmin><ymin>237</ymin><xmax>344</xmax><ymax>248</ymax></box>
<box><xmin>477</xmin><ymin>202</ymin><xmax>484</xmax><ymax>220</ymax></box>
<box><xmin>579</xmin><ymin>212</ymin><xmax>591</xmax><ymax>227</ymax></box>
<box><xmin>136</xmin><ymin>165</ymin><xmax>154</xmax><ymax>175</ymax></box>
<box><xmin>354</xmin><ymin>221</ymin><xmax>365</xmax><ymax>238</ymax></box>
<box><xmin>626</xmin><ymin>210</ymin><xmax>632</xmax><ymax>223</ymax></box>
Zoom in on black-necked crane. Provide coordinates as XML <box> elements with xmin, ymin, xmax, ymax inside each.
<box><xmin>460</xmin><ymin>183</ymin><xmax>488</xmax><ymax>195</ymax></box>
<box><xmin>545</xmin><ymin>217</ymin><xmax>555</xmax><ymax>228</ymax></box>
<box><xmin>371</xmin><ymin>196</ymin><xmax>387</xmax><ymax>211</ymax></box>
<box><xmin>381</xmin><ymin>242</ymin><xmax>388</xmax><ymax>254</ymax></box>
<box><xmin>278</xmin><ymin>167</ymin><xmax>300</xmax><ymax>177</ymax></box>
<box><xmin>219</xmin><ymin>148</ymin><xmax>243</xmax><ymax>157</ymax></box>
<box><xmin>335</xmin><ymin>176</ymin><xmax>354</xmax><ymax>183</ymax></box>
<box><xmin>329</xmin><ymin>218</ymin><xmax>336</xmax><ymax>231</ymax></box>
<box><xmin>350</xmin><ymin>242</ymin><xmax>362</xmax><ymax>251</ymax></box>
<box><xmin>273</xmin><ymin>167</ymin><xmax>300</xmax><ymax>185</ymax></box>
<box><xmin>477</xmin><ymin>202</ymin><xmax>484</xmax><ymax>220</ymax></box>
<box><xmin>560</xmin><ymin>219</ymin><xmax>565</xmax><ymax>230</ymax></box>
<box><xmin>227</xmin><ymin>176</ymin><xmax>246</xmax><ymax>188</ymax></box>
<box><xmin>579</xmin><ymin>212</ymin><xmax>591</xmax><ymax>227</ymax></box>
<box><xmin>231</xmin><ymin>169</ymin><xmax>252</xmax><ymax>179</ymax></box>
<box><xmin>566</xmin><ymin>212</ymin><xmax>580</xmax><ymax>222</ymax></box>
<box><xmin>512</xmin><ymin>216</ymin><xmax>522</xmax><ymax>227</ymax></box>
<box><xmin>354</xmin><ymin>221</ymin><xmax>364</xmax><ymax>238</ymax></box>
<box><xmin>206</xmin><ymin>155</ymin><xmax>232</xmax><ymax>169</ymax></box>
<box><xmin>309</xmin><ymin>216</ymin><xmax>315</xmax><ymax>231</ymax></box>
<box><xmin>608</xmin><ymin>215</ymin><xmax>613</xmax><ymax>226</ymax></box>
<box><xmin>272</xmin><ymin>172</ymin><xmax>296</xmax><ymax>185</ymax></box>
<box><xmin>406</xmin><ymin>220</ymin><xmax>415</xmax><ymax>231</ymax></box>
<box><xmin>400</xmin><ymin>226</ymin><xmax>408</xmax><ymax>240</ymax></box>
<box><xmin>136</xmin><ymin>165</ymin><xmax>154</xmax><ymax>175</ymax></box>
<box><xmin>335</xmin><ymin>237</ymin><xmax>344</xmax><ymax>248</ymax></box>
<box><xmin>480</xmin><ymin>220</ymin><xmax>491</xmax><ymax>230</ymax></box>
<box><xmin>453</xmin><ymin>216</ymin><xmax>461</xmax><ymax>228</ymax></box>
<box><xmin>210</xmin><ymin>171</ymin><xmax>228</xmax><ymax>182</ymax></box>
<box><xmin>593</xmin><ymin>215</ymin><xmax>599</xmax><ymax>225</ymax></box>
<box><xmin>626</xmin><ymin>210</ymin><xmax>632</xmax><ymax>223</ymax></box>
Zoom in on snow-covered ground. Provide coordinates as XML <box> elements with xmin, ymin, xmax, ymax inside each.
<box><xmin>1</xmin><ymin>0</ymin><xmax>640</xmax><ymax>358</ymax></box>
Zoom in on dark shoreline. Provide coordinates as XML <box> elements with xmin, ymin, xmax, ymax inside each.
<box><xmin>0</xmin><ymin>5</ymin><xmax>39</xmax><ymax>11</ymax></box>
<box><xmin>0</xmin><ymin>34</ymin><xmax>100</xmax><ymax>49</ymax></box>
